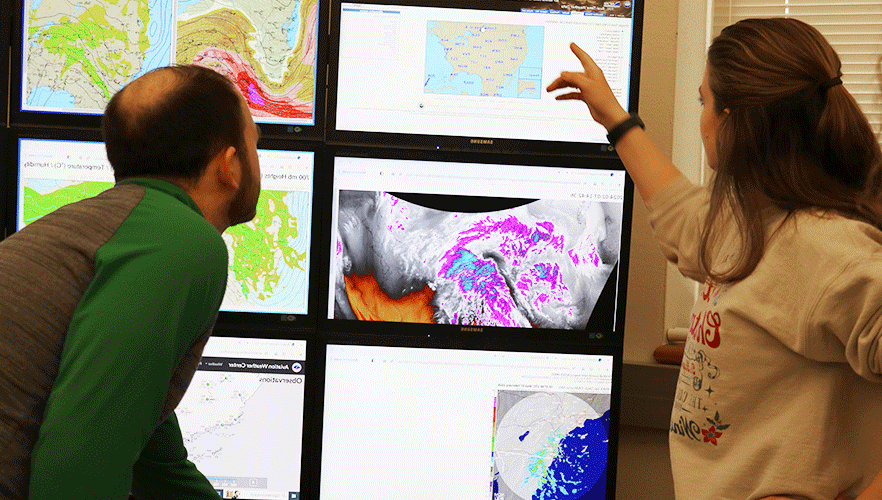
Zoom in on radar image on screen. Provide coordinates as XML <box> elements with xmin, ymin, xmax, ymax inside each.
<box><xmin>176</xmin><ymin>0</ymin><xmax>318</xmax><ymax>124</ymax></box>
<box><xmin>333</xmin><ymin>192</ymin><xmax>622</xmax><ymax>328</ymax></box>
<box><xmin>424</xmin><ymin>21</ymin><xmax>543</xmax><ymax>99</ymax></box>
<box><xmin>491</xmin><ymin>391</ymin><xmax>610</xmax><ymax>500</ymax></box>
<box><xmin>22</xmin><ymin>0</ymin><xmax>173</xmax><ymax>113</ymax></box>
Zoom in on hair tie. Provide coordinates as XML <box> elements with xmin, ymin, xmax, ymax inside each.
<box><xmin>821</xmin><ymin>76</ymin><xmax>843</xmax><ymax>92</ymax></box>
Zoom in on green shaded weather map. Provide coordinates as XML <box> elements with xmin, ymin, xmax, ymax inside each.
<box><xmin>23</xmin><ymin>0</ymin><xmax>318</xmax><ymax>124</ymax></box>
<box><xmin>23</xmin><ymin>181</ymin><xmax>311</xmax><ymax>315</ymax></box>
<box><xmin>22</xmin><ymin>180</ymin><xmax>114</xmax><ymax>225</ymax></box>
<box><xmin>221</xmin><ymin>190</ymin><xmax>312</xmax><ymax>314</ymax></box>
<box><xmin>23</xmin><ymin>0</ymin><xmax>174</xmax><ymax>113</ymax></box>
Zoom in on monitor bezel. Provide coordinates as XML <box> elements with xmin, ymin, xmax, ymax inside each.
<box><xmin>0</xmin><ymin>0</ymin><xmax>11</xmax><ymax>128</ymax></box>
<box><xmin>9</xmin><ymin>0</ymin><xmax>329</xmax><ymax>141</ymax></box>
<box><xmin>6</xmin><ymin>127</ymin><xmax>325</xmax><ymax>331</ymax></box>
<box><xmin>309</xmin><ymin>332</ymin><xmax>624</xmax><ymax>500</ymax></box>
<box><xmin>317</xmin><ymin>145</ymin><xmax>634</xmax><ymax>347</ymax></box>
<box><xmin>0</xmin><ymin>127</ymin><xmax>10</xmax><ymax>243</ymax></box>
<box><xmin>325</xmin><ymin>0</ymin><xmax>644</xmax><ymax>156</ymax></box>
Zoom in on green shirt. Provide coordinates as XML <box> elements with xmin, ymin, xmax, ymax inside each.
<box><xmin>0</xmin><ymin>179</ymin><xmax>226</xmax><ymax>499</ymax></box>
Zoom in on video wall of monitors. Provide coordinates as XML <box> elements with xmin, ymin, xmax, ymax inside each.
<box><xmin>1</xmin><ymin>1</ymin><xmax>643</xmax><ymax>499</ymax></box>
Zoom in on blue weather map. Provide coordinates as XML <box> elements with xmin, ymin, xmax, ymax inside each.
<box><xmin>425</xmin><ymin>21</ymin><xmax>543</xmax><ymax>99</ymax></box>
<box><xmin>492</xmin><ymin>391</ymin><xmax>609</xmax><ymax>500</ymax></box>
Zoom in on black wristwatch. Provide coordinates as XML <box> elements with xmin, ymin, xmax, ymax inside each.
<box><xmin>606</xmin><ymin>114</ymin><xmax>645</xmax><ymax>147</ymax></box>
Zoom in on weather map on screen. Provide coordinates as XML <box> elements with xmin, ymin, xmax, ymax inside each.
<box><xmin>177</xmin><ymin>336</ymin><xmax>307</xmax><ymax>500</ymax></box>
<box><xmin>491</xmin><ymin>391</ymin><xmax>610</xmax><ymax>500</ymax></box>
<box><xmin>329</xmin><ymin>156</ymin><xmax>626</xmax><ymax>331</ymax></box>
<box><xmin>320</xmin><ymin>344</ymin><xmax>614</xmax><ymax>500</ymax></box>
<box><xmin>22</xmin><ymin>179</ymin><xmax>115</xmax><ymax>227</ymax></box>
<box><xmin>22</xmin><ymin>0</ymin><xmax>174</xmax><ymax>113</ymax></box>
<box><xmin>20</xmin><ymin>0</ymin><xmax>319</xmax><ymax>125</ymax></box>
<box><xmin>221</xmin><ymin>187</ymin><xmax>313</xmax><ymax>315</ymax></box>
<box><xmin>176</xmin><ymin>0</ymin><xmax>318</xmax><ymax>124</ymax></box>
<box><xmin>424</xmin><ymin>21</ymin><xmax>544</xmax><ymax>99</ymax></box>
<box><xmin>333</xmin><ymin>1</ymin><xmax>638</xmax><ymax>146</ymax></box>
<box><xmin>17</xmin><ymin>138</ymin><xmax>315</xmax><ymax>316</ymax></box>
<box><xmin>219</xmin><ymin>149</ymin><xmax>315</xmax><ymax>315</ymax></box>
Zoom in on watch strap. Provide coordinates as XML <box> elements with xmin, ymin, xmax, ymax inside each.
<box><xmin>606</xmin><ymin>114</ymin><xmax>645</xmax><ymax>147</ymax></box>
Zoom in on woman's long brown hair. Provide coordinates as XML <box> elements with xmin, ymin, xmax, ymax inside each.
<box><xmin>700</xmin><ymin>18</ymin><xmax>882</xmax><ymax>283</ymax></box>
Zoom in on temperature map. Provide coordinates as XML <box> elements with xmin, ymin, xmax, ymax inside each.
<box><xmin>176</xmin><ymin>0</ymin><xmax>318</xmax><ymax>124</ymax></box>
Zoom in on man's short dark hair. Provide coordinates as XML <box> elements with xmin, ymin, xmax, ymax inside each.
<box><xmin>102</xmin><ymin>65</ymin><xmax>247</xmax><ymax>181</ymax></box>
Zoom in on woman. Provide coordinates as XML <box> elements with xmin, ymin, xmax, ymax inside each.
<box><xmin>547</xmin><ymin>18</ymin><xmax>882</xmax><ymax>500</ymax></box>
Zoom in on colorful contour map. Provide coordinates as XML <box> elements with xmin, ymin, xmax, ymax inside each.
<box><xmin>176</xmin><ymin>0</ymin><xmax>318</xmax><ymax>123</ymax></box>
<box><xmin>24</xmin><ymin>0</ymin><xmax>173</xmax><ymax>113</ymax></box>
<box><xmin>23</xmin><ymin>0</ymin><xmax>317</xmax><ymax>124</ymax></box>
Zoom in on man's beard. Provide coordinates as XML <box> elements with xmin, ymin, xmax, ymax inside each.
<box><xmin>227</xmin><ymin>151</ymin><xmax>259</xmax><ymax>226</ymax></box>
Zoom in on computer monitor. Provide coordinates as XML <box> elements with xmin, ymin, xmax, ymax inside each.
<box><xmin>321</xmin><ymin>148</ymin><xmax>633</xmax><ymax>344</ymax></box>
<box><xmin>218</xmin><ymin>139</ymin><xmax>320</xmax><ymax>328</ymax></box>
<box><xmin>11</xmin><ymin>0</ymin><xmax>326</xmax><ymax>139</ymax></box>
<box><xmin>327</xmin><ymin>0</ymin><xmax>643</xmax><ymax>155</ymax></box>
<box><xmin>176</xmin><ymin>333</ymin><xmax>311</xmax><ymax>500</ymax></box>
<box><xmin>11</xmin><ymin>131</ymin><xmax>321</xmax><ymax>327</ymax></box>
<box><xmin>315</xmin><ymin>338</ymin><xmax>621</xmax><ymax>500</ymax></box>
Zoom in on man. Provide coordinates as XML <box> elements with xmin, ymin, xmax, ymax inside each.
<box><xmin>0</xmin><ymin>65</ymin><xmax>261</xmax><ymax>499</ymax></box>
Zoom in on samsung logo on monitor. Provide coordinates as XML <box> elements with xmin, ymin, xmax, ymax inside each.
<box><xmin>470</xmin><ymin>139</ymin><xmax>493</xmax><ymax>145</ymax></box>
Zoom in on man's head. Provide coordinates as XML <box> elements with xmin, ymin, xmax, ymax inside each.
<box><xmin>103</xmin><ymin>65</ymin><xmax>261</xmax><ymax>228</ymax></box>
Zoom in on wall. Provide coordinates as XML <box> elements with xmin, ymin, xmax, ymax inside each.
<box><xmin>616</xmin><ymin>0</ymin><xmax>709</xmax><ymax>497</ymax></box>
<box><xmin>621</xmin><ymin>0</ymin><xmax>678</xmax><ymax>366</ymax></box>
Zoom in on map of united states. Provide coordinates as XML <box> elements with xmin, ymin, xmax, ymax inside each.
<box><xmin>425</xmin><ymin>21</ymin><xmax>543</xmax><ymax>99</ymax></box>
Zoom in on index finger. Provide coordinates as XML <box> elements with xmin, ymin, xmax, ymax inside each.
<box><xmin>570</xmin><ymin>42</ymin><xmax>602</xmax><ymax>75</ymax></box>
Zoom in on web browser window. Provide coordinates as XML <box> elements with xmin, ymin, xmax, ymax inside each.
<box><xmin>328</xmin><ymin>154</ymin><xmax>627</xmax><ymax>335</ymax></box>
<box><xmin>177</xmin><ymin>336</ymin><xmax>307</xmax><ymax>500</ymax></box>
<box><xmin>334</xmin><ymin>2</ymin><xmax>636</xmax><ymax>144</ymax></box>
<box><xmin>320</xmin><ymin>344</ymin><xmax>615</xmax><ymax>500</ymax></box>
<box><xmin>220</xmin><ymin>149</ymin><xmax>314</xmax><ymax>316</ymax></box>
<box><xmin>16</xmin><ymin>138</ymin><xmax>315</xmax><ymax>316</ymax></box>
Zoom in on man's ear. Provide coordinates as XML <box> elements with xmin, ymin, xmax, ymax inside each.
<box><xmin>214</xmin><ymin>145</ymin><xmax>240</xmax><ymax>191</ymax></box>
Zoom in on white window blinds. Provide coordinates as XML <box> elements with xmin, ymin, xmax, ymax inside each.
<box><xmin>712</xmin><ymin>1</ymin><xmax>882</xmax><ymax>136</ymax></box>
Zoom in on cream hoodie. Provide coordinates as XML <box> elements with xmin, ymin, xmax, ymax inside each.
<box><xmin>647</xmin><ymin>175</ymin><xmax>882</xmax><ymax>500</ymax></box>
